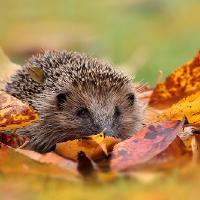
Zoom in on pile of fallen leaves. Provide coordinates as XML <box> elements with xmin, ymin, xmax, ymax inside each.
<box><xmin>1</xmin><ymin>51</ymin><xmax>200</xmax><ymax>184</ymax></box>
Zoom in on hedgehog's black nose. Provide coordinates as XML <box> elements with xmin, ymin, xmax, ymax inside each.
<box><xmin>104</xmin><ymin>128</ymin><xmax>115</xmax><ymax>136</ymax></box>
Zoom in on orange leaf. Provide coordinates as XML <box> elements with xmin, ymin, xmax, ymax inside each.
<box><xmin>157</xmin><ymin>92</ymin><xmax>200</xmax><ymax>123</ymax></box>
<box><xmin>0</xmin><ymin>143</ymin><xmax>78</xmax><ymax>180</ymax></box>
<box><xmin>56</xmin><ymin>136</ymin><xmax>120</xmax><ymax>161</ymax></box>
<box><xmin>17</xmin><ymin>149</ymin><xmax>78</xmax><ymax>175</ymax></box>
<box><xmin>150</xmin><ymin>51</ymin><xmax>200</xmax><ymax>109</ymax></box>
<box><xmin>0</xmin><ymin>91</ymin><xmax>39</xmax><ymax>130</ymax></box>
<box><xmin>111</xmin><ymin>120</ymin><xmax>184</xmax><ymax>171</ymax></box>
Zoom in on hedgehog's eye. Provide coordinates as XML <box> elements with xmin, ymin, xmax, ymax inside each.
<box><xmin>56</xmin><ymin>93</ymin><xmax>67</xmax><ymax>109</ymax></box>
<box><xmin>77</xmin><ymin>107</ymin><xmax>90</xmax><ymax>118</ymax></box>
<box><xmin>114</xmin><ymin>106</ymin><xmax>121</xmax><ymax>118</ymax></box>
<box><xmin>127</xmin><ymin>93</ymin><xmax>135</xmax><ymax>106</ymax></box>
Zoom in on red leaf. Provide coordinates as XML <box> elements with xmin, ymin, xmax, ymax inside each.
<box><xmin>111</xmin><ymin>120</ymin><xmax>184</xmax><ymax>171</ymax></box>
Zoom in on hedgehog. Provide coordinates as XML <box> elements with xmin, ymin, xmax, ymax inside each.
<box><xmin>5</xmin><ymin>50</ymin><xmax>144</xmax><ymax>153</ymax></box>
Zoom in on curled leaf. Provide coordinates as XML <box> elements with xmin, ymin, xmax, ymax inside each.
<box><xmin>56</xmin><ymin>136</ymin><xmax>120</xmax><ymax>161</ymax></box>
<box><xmin>88</xmin><ymin>130</ymin><xmax>105</xmax><ymax>144</ymax></box>
<box><xmin>86</xmin><ymin>129</ymin><xmax>108</xmax><ymax>155</ymax></box>
<box><xmin>27</xmin><ymin>65</ymin><xmax>45</xmax><ymax>84</ymax></box>
<box><xmin>77</xmin><ymin>151</ymin><xmax>96</xmax><ymax>179</ymax></box>
<box><xmin>0</xmin><ymin>91</ymin><xmax>39</xmax><ymax>130</ymax></box>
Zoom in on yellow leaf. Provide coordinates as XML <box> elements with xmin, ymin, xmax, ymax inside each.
<box><xmin>86</xmin><ymin>129</ymin><xmax>108</xmax><ymax>155</ymax></box>
<box><xmin>157</xmin><ymin>91</ymin><xmax>200</xmax><ymax>123</ymax></box>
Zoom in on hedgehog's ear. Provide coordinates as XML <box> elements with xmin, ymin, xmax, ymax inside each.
<box><xmin>26</xmin><ymin>65</ymin><xmax>45</xmax><ymax>84</ymax></box>
<box><xmin>56</xmin><ymin>92</ymin><xmax>70</xmax><ymax>110</ymax></box>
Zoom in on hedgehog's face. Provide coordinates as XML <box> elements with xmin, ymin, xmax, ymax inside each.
<box><xmin>35</xmin><ymin>83</ymin><xmax>143</xmax><ymax>147</ymax></box>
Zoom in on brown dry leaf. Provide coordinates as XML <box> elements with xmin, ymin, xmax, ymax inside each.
<box><xmin>77</xmin><ymin>151</ymin><xmax>97</xmax><ymax>180</ymax></box>
<box><xmin>191</xmin><ymin>134</ymin><xmax>200</xmax><ymax>163</ymax></box>
<box><xmin>56</xmin><ymin>136</ymin><xmax>120</xmax><ymax>161</ymax></box>
<box><xmin>150</xmin><ymin>51</ymin><xmax>200</xmax><ymax>109</ymax></box>
<box><xmin>0</xmin><ymin>91</ymin><xmax>39</xmax><ymax>130</ymax></box>
<box><xmin>76</xmin><ymin>151</ymin><xmax>119</xmax><ymax>182</ymax></box>
<box><xmin>0</xmin><ymin>132</ymin><xmax>28</xmax><ymax>148</ymax></box>
<box><xmin>157</xmin><ymin>92</ymin><xmax>200</xmax><ymax>123</ymax></box>
<box><xmin>179</xmin><ymin>127</ymin><xmax>200</xmax><ymax>163</ymax></box>
<box><xmin>179</xmin><ymin>126</ymin><xmax>194</xmax><ymax>151</ymax></box>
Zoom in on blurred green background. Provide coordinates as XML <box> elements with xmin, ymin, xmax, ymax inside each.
<box><xmin>0</xmin><ymin>0</ymin><xmax>200</xmax><ymax>85</ymax></box>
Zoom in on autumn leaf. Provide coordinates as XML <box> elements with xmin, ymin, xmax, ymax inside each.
<box><xmin>0</xmin><ymin>91</ymin><xmax>39</xmax><ymax>130</ymax></box>
<box><xmin>179</xmin><ymin>126</ymin><xmax>200</xmax><ymax>163</ymax></box>
<box><xmin>191</xmin><ymin>134</ymin><xmax>200</xmax><ymax>163</ymax></box>
<box><xmin>17</xmin><ymin>148</ymin><xmax>78</xmax><ymax>175</ymax></box>
<box><xmin>157</xmin><ymin>91</ymin><xmax>200</xmax><ymax>123</ymax></box>
<box><xmin>77</xmin><ymin>151</ymin><xmax>96</xmax><ymax>180</ymax></box>
<box><xmin>0</xmin><ymin>143</ymin><xmax>78</xmax><ymax>181</ymax></box>
<box><xmin>111</xmin><ymin>120</ymin><xmax>184</xmax><ymax>171</ymax></box>
<box><xmin>0</xmin><ymin>132</ymin><xmax>28</xmax><ymax>148</ymax></box>
<box><xmin>149</xmin><ymin>51</ymin><xmax>200</xmax><ymax>109</ymax></box>
<box><xmin>138</xmin><ymin>136</ymin><xmax>191</xmax><ymax>171</ymax></box>
<box><xmin>86</xmin><ymin>130</ymin><xmax>109</xmax><ymax>156</ymax></box>
<box><xmin>56</xmin><ymin>135</ymin><xmax>120</xmax><ymax>161</ymax></box>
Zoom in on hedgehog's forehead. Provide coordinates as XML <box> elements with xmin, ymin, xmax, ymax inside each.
<box><xmin>65</xmin><ymin>77</ymin><xmax>132</xmax><ymax>104</ymax></box>
<box><xmin>64</xmin><ymin>65</ymin><xmax>130</xmax><ymax>89</ymax></box>
<box><xmin>68</xmin><ymin>75</ymin><xmax>130</xmax><ymax>98</ymax></box>
<box><xmin>48</xmin><ymin>62</ymin><xmax>131</xmax><ymax>97</ymax></box>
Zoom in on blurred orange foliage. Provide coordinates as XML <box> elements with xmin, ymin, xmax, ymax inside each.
<box><xmin>150</xmin><ymin>51</ymin><xmax>200</xmax><ymax>109</ymax></box>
